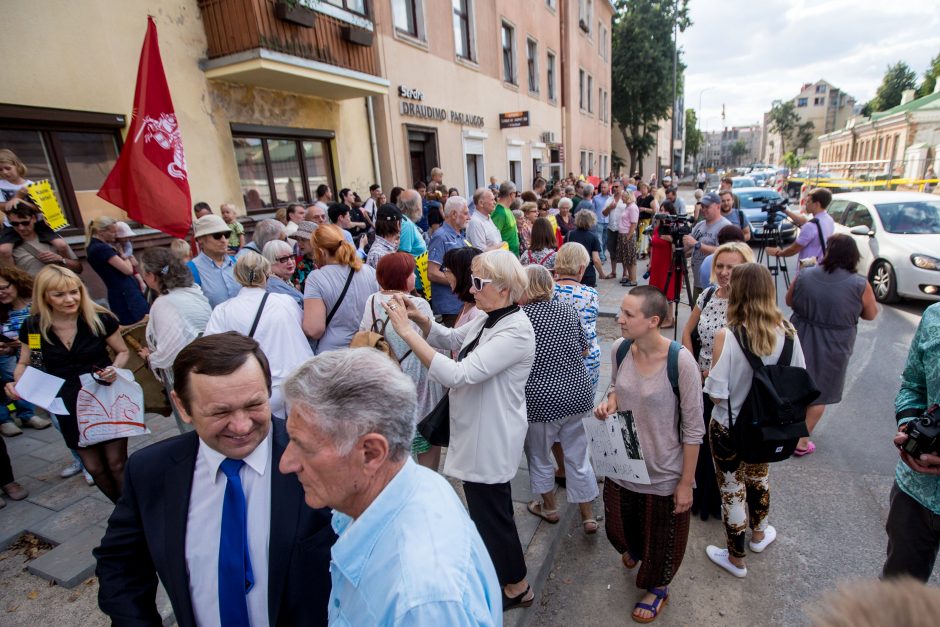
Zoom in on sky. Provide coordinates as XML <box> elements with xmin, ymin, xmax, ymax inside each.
<box><xmin>681</xmin><ymin>0</ymin><xmax>940</xmax><ymax>132</ymax></box>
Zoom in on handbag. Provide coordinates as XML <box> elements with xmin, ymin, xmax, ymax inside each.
<box><xmin>690</xmin><ymin>286</ymin><xmax>717</xmax><ymax>360</ymax></box>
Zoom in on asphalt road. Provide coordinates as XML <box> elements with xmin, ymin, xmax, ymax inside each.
<box><xmin>530</xmin><ymin>191</ymin><xmax>937</xmax><ymax>626</ymax></box>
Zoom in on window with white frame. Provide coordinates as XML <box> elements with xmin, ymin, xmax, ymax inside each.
<box><xmin>546</xmin><ymin>0</ymin><xmax>557</xmax><ymax>10</ymax></box>
<box><xmin>599</xmin><ymin>23</ymin><xmax>608</xmax><ymax>60</ymax></box>
<box><xmin>546</xmin><ymin>51</ymin><xmax>557</xmax><ymax>102</ymax></box>
<box><xmin>323</xmin><ymin>0</ymin><xmax>367</xmax><ymax>15</ymax></box>
<box><xmin>599</xmin><ymin>154</ymin><xmax>608</xmax><ymax>177</ymax></box>
<box><xmin>392</xmin><ymin>0</ymin><xmax>423</xmax><ymax>39</ymax></box>
<box><xmin>579</xmin><ymin>69</ymin><xmax>586</xmax><ymax>110</ymax></box>
<box><xmin>452</xmin><ymin>0</ymin><xmax>475</xmax><ymax>61</ymax></box>
<box><xmin>508</xmin><ymin>145</ymin><xmax>523</xmax><ymax>187</ymax></box>
<box><xmin>578</xmin><ymin>0</ymin><xmax>593</xmax><ymax>36</ymax></box>
<box><xmin>579</xmin><ymin>150</ymin><xmax>589</xmax><ymax>175</ymax></box>
<box><xmin>587</xmin><ymin>74</ymin><xmax>594</xmax><ymax>113</ymax></box>
<box><xmin>501</xmin><ymin>21</ymin><xmax>516</xmax><ymax>85</ymax></box>
<box><xmin>526</xmin><ymin>38</ymin><xmax>539</xmax><ymax>94</ymax></box>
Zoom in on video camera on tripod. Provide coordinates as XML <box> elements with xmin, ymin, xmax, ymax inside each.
<box><xmin>653</xmin><ymin>213</ymin><xmax>693</xmax><ymax>244</ymax></box>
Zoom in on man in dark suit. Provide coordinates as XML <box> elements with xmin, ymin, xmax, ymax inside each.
<box><xmin>94</xmin><ymin>332</ymin><xmax>334</xmax><ymax>626</ymax></box>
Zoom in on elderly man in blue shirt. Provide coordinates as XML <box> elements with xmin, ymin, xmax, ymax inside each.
<box><xmin>187</xmin><ymin>214</ymin><xmax>240</xmax><ymax>308</ymax></box>
<box><xmin>427</xmin><ymin>196</ymin><xmax>472</xmax><ymax>327</ymax></box>
<box><xmin>280</xmin><ymin>348</ymin><xmax>502</xmax><ymax>625</ymax></box>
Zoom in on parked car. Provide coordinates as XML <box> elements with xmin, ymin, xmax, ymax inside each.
<box><xmin>785</xmin><ymin>172</ymin><xmax>861</xmax><ymax>199</ymax></box>
<box><xmin>829</xmin><ymin>191</ymin><xmax>940</xmax><ymax>303</ymax></box>
<box><xmin>731</xmin><ymin>176</ymin><xmax>756</xmax><ymax>188</ymax></box>
<box><xmin>735</xmin><ymin>187</ymin><xmax>798</xmax><ymax>244</ymax></box>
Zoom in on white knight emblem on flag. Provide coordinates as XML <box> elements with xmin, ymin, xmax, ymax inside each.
<box><xmin>134</xmin><ymin>113</ymin><xmax>188</xmax><ymax>181</ymax></box>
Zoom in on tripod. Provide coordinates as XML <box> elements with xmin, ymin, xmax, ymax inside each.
<box><xmin>663</xmin><ymin>243</ymin><xmax>694</xmax><ymax>340</ymax></box>
<box><xmin>755</xmin><ymin>218</ymin><xmax>791</xmax><ymax>290</ymax></box>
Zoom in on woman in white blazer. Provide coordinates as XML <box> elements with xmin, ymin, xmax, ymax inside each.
<box><xmin>384</xmin><ymin>249</ymin><xmax>537</xmax><ymax>612</ymax></box>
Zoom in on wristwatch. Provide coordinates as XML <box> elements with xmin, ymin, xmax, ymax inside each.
<box><xmin>57</xmin><ymin>258</ymin><xmax>67</xmax><ymax>266</ymax></box>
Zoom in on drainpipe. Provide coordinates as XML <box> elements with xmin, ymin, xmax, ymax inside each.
<box><xmin>366</xmin><ymin>96</ymin><xmax>381</xmax><ymax>186</ymax></box>
<box><xmin>559</xmin><ymin>0</ymin><xmax>568</xmax><ymax>175</ymax></box>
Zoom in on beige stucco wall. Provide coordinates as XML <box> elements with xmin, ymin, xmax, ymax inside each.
<box><xmin>2</xmin><ymin>0</ymin><xmax>374</xmax><ymax>220</ymax></box>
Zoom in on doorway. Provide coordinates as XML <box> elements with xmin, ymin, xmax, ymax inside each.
<box><xmin>407</xmin><ymin>126</ymin><xmax>439</xmax><ymax>184</ymax></box>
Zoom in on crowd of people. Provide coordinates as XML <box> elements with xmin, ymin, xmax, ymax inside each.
<box><xmin>0</xmin><ymin>143</ymin><xmax>937</xmax><ymax>625</ymax></box>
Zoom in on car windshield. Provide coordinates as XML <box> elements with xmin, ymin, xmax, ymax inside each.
<box><xmin>732</xmin><ymin>178</ymin><xmax>755</xmax><ymax>188</ymax></box>
<box><xmin>736</xmin><ymin>191</ymin><xmax>784</xmax><ymax>209</ymax></box>
<box><xmin>874</xmin><ymin>201</ymin><xmax>940</xmax><ymax>234</ymax></box>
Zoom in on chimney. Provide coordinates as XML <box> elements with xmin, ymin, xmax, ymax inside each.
<box><xmin>900</xmin><ymin>89</ymin><xmax>916</xmax><ymax>105</ymax></box>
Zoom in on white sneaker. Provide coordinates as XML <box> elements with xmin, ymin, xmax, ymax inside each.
<box><xmin>83</xmin><ymin>470</ymin><xmax>94</xmax><ymax>486</ymax></box>
<box><xmin>59</xmin><ymin>459</ymin><xmax>82</xmax><ymax>478</ymax></box>
<box><xmin>706</xmin><ymin>545</ymin><xmax>747</xmax><ymax>578</ymax></box>
<box><xmin>0</xmin><ymin>421</ymin><xmax>23</xmax><ymax>437</ymax></box>
<box><xmin>749</xmin><ymin>525</ymin><xmax>777</xmax><ymax>553</ymax></box>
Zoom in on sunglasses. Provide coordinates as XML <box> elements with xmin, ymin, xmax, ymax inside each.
<box><xmin>9</xmin><ymin>221</ymin><xmax>31</xmax><ymax>227</ymax></box>
<box><xmin>275</xmin><ymin>255</ymin><xmax>294</xmax><ymax>264</ymax></box>
<box><xmin>470</xmin><ymin>275</ymin><xmax>493</xmax><ymax>291</ymax></box>
<box><xmin>208</xmin><ymin>232</ymin><xmax>228</xmax><ymax>240</ymax></box>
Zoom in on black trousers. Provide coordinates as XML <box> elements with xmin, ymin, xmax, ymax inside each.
<box><xmin>883</xmin><ymin>482</ymin><xmax>940</xmax><ymax>581</ymax></box>
<box><xmin>463</xmin><ymin>480</ymin><xmax>527</xmax><ymax>586</ymax></box>
<box><xmin>0</xmin><ymin>436</ymin><xmax>14</xmax><ymax>486</ymax></box>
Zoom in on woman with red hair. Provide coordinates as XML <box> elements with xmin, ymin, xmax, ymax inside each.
<box><xmin>359</xmin><ymin>252</ymin><xmax>445</xmax><ymax>469</ymax></box>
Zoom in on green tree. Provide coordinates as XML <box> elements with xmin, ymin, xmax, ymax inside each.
<box><xmin>782</xmin><ymin>151</ymin><xmax>802</xmax><ymax>172</ymax></box>
<box><xmin>730</xmin><ymin>139</ymin><xmax>747</xmax><ymax>166</ymax></box>
<box><xmin>611</xmin><ymin>0</ymin><xmax>691</xmax><ymax>176</ymax></box>
<box><xmin>871</xmin><ymin>61</ymin><xmax>918</xmax><ymax>112</ymax></box>
<box><xmin>768</xmin><ymin>101</ymin><xmax>800</xmax><ymax>158</ymax></box>
<box><xmin>684</xmin><ymin>109</ymin><xmax>703</xmax><ymax>167</ymax></box>
<box><xmin>916</xmin><ymin>51</ymin><xmax>940</xmax><ymax>98</ymax></box>
<box><xmin>796</xmin><ymin>120</ymin><xmax>815</xmax><ymax>153</ymax></box>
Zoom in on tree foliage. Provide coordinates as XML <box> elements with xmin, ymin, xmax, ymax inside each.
<box><xmin>684</xmin><ymin>109</ymin><xmax>703</xmax><ymax>165</ymax></box>
<box><xmin>767</xmin><ymin>101</ymin><xmax>816</xmax><ymax>160</ymax></box>
<box><xmin>782</xmin><ymin>151</ymin><xmax>802</xmax><ymax>172</ymax></box>
<box><xmin>610</xmin><ymin>0</ymin><xmax>690</xmax><ymax>176</ymax></box>
<box><xmin>916</xmin><ymin>51</ymin><xmax>940</xmax><ymax>99</ymax></box>
<box><xmin>871</xmin><ymin>61</ymin><xmax>918</xmax><ymax>112</ymax></box>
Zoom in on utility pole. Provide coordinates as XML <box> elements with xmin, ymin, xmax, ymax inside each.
<box><xmin>670</xmin><ymin>0</ymin><xmax>678</xmax><ymax>176</ymax></box>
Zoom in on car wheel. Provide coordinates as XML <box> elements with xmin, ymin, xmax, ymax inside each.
<box><xmin>871</xmin><ymin>260</ymin><xmax>899</xmax><ymax>304</ymax></box>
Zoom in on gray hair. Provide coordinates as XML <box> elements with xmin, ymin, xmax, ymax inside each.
<box><xmin>284</xmin><ymin>349</ymin><xmax>417</xmax><ymax>460</ymax></box>
<box><xmin>233</xmin><ymin>252</ymin><xmax>270</xmax><ymax>288</ymax></box>
<box><xmin>252</xmin><ymin>219</ymin><xmax>286</xmax><ymax>249</ymax></box>
<box><xmin>557</xmin><ymin>197</ymin><xmax>573</xmax><ymax>211</ymax></box>
<box><xmin>399</xmin><ymin>189</ymin><xmax>422</xmax><ymax>222</ymax></box>
<box><xmin>524</xmin><ymin>265</ymin><xmax>554</xmax><ymax>302</ymax></box>
<box><xmin>262</xmin><ymin>239</ymin><xmax>293</xmax><ymax>263</ymax></box>
<box><xmin>443</xmin><ymin>195</ymin><xmax>467</xmax><ymax>218</ymax></box>
<box><xmin>574</xmin><ymin>208</ymin><xmax>596</xmax><ymax>230</ymax></box>
<box><xmin>498</xmin><ymin>181</ymin><xmax>516</xmax><ymax>198</ymax></box>
<box><xmin>582</xmin><ymin>183</ymin><xmax>595</xmax><ymax>195</ymax></box>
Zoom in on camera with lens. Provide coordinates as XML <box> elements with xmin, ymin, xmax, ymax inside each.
<box><xmin>761</xmin><ymin>197</ymin><xmax>789</xmax><ymax>221</ymax></box>
<box><xmin>902</xmin><ymin>405</ymin><xmax>940</xmax><ymax>458</ymax></box>
<box><xmin>654</xmin><ymin>213</ymin><xmax>693</xmax><ymax>242</ymax></box>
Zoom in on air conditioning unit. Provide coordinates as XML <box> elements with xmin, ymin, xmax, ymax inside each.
<box><xmin>540</xmin><ymin>131</ymin><xmax>556</xmax><ymax>143</ymax></box>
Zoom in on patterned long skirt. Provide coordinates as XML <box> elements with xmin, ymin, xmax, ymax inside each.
<box><xmin>603</xmin><ymin>479</ymin><xmax>691</xmax><ymax>589</ymax></box>
<box><xmin>618</xmin><ymin>231</ymin><xmax>638</xmax><ymax>266</ymax></box>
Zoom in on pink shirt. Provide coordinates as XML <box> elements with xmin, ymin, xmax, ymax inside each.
<box><xmin>618</xmin><ymin>202</ymin><xmax>640</xmax><ymax>234</ymax></box>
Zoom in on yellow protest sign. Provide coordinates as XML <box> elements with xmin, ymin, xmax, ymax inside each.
<box><xmin>26</xmin><ymin>180</ymin><xmax>69</xmax><ymax>231</ymax></box>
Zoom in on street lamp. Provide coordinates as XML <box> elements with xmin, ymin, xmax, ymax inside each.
<box><xmin>698</xmin><ymin>86</ymin><xmax>715</xmax><ymax>118</ymax></box>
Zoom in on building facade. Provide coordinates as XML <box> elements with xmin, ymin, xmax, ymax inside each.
<box><xmin>761</xmin><ymin>79</ymin><xmax>857</xmax><ymax>165</ymax></box>
<box><xmin>818</xmin><ymin>87</ymin><xmax>940</xmax><ymax>180</ymax></box>
<box><xmin>371</xmin><ymin>0</ymin><xmax>613</xmax><ymax>193</ymax></box>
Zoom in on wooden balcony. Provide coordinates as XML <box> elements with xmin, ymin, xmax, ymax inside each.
<box><xmin>198</xmin><ymin>0</ymin><xmax>388</xmax><ymax>100</ymax></box>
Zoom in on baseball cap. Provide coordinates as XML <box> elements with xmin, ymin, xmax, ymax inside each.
<box><xmin>700</xmin><ymin>192</ymin><xmax>721</xmax><ymax>206</ymax></box>
<box><xmin>293</xmin><ymin>220</ymin><xmax>318</xmax><ymax>241</ymax></box>
<box><xmin>193</xmin><ymin>214</ymin><xmax>231</xmax><ymax>238</ymax></box>
<box><xmin>114</xmin><ymin>221</ymin><xmax>136</xmax><ymax>238</ymax></box>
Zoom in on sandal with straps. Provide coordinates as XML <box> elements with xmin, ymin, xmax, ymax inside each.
<box><xmin>632</xmin><ymin>587</ymin><xmax>668</xmax><ymax>623</ymax></box>
<box><xmin>527</xmin><ymin>501</ymin><xmax>560</xmax><ymax>524</ymax></box>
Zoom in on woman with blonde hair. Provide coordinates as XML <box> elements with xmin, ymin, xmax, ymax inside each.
<box><xmin>204</xmin><ymin>253</ymin><xmax>312</xmax><ymax>417</ymax></box>
<box><xmin>617</xmin><ymin>190</ymin><xmax>640</xmax><ymax>286</ymax></box>
<box><xmin>681</xmin><ymin>241</ymin><xmax>754</xmax><ymax>521</ymax></box>
<box><xmin>5</xmin><ymin>266</ymin><xmax>130</xmax><ymax>502</ymax></box>
<box><xmin>85</xmin><ymin>216</ymin><xmax>149</xmax><ymax>324</ymax></box>
<box><xmin>703</xmin><ymin>263</ymin><xmax>807</xmax><ymax>577</ymax></box>
<box><xmin>303</xmin><ymin>223</ymin><xmax>379</xmax><ymax>354</ymax></box>
<box><xmin>383</xmin><ymin>250</ymin><xmax>537</xmax><ymax>610</ymax></box>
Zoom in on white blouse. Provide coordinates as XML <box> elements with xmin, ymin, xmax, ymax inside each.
<box><xmin>146</xmin><ymin>285</ymin><xmax>212</xmax><ymax>372</ymax></box>
<box><xmin>426</xmin><ymin>309</ymin><xmax>535</xmax><ymax>484</ymax></box>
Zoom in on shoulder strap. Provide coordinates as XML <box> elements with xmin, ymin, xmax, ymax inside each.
<box><xmin>541</xmin><ymin>250</ymin><xmax>556</xmax><ymax>266</ymax></box>
<box><xmin>187</xmin><ymin>260</ymin><xmax>201</xmax><ymax>285</ymax></box>
<box><xmin>738</xmin><ymin>210</ymin><xmax>745</xmax><ymax>229</ymax></box>
<box><xmin>248</xmin><ymin>292</ymin><xmax>269</xmax><ymax>338</ymax></box>
<box><xmin>779</xmin><ymin>333</ymin><xmax>794</xmax><ymax>366</ymax></box>
<box><xmin>615</xmin><ymin>339</ymin><xmax>633</xmax><ymax>372</ymax></box>
<box><xmin>731</xmin><ymin>326</ymin><xmax>766</xmax><ymax>373</ymax></box>
<box><xmin>701</xmin><ymin>286</ymin><xmax>717</xmax><ymax>310</ymax></box>
<box><xmin>810</xmin><ymin>217</ymin><xmax>826</xmax><ymax>253</ymax></box>
<box><xmin>666</xmin><ymin>341</ymin><xmax>681</xmax><ymax>400</ymax></box>
<box><xmin>324</xmin><ymin>267</ymin><xmax>355</xmax><ymax>329</ymax></box>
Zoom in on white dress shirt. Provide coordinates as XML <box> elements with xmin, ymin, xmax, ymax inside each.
<box><xmin>204</xmin><ymin>287</ymin><xmax>313</xmax><ymax>417</ymax></box>
<box><xmin>186</xmin><ymin>429</ymin><xmax>272</xmax><ymax>627</ymax></box>
<box><xmin>465</xmin><ymin>211</ymin><xmax>502</xmax><ymax>251</ymax></box>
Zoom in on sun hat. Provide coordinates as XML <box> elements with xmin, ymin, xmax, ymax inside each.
<box><xmin>193</xmin><ymin>214</ymin><xmax>231</xmax><ymax>238</ymax></box>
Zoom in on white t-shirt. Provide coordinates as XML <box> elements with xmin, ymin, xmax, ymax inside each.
<box><xmin>1</xmin><ymin>179</ymin><xmax>34</xmax><ymax>227</ymax></box>
<box><xmin>703</xmin><ymin>326</ymin><xmax>806</xmax><ymax>429</ymax></box>
<box><xmin>607</xmin><ymin>199</ymin><xmax>625</xmax><ymax>232</ymax></box>
<box><xmin>466</xmin><ymin>211</ymin><xmax>502</xmax><ymax>250</ymax></box>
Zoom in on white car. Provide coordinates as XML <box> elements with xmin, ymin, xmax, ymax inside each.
<box><xmin>828</xmin><ymin>192</ymin><xmax>940</xmax><ymax>303</ymax></box>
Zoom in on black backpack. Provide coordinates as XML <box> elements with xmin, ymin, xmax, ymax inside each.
<box><xmin>729</xmin><ymin>326</ymin><xmax>819</xmax><ymax>463</ymax></box>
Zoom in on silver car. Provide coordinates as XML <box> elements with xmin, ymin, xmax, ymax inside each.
<box><xmin>829</xmin><ymin>192</ymin><xmax>940</xmax><ymax>303</ymax></box>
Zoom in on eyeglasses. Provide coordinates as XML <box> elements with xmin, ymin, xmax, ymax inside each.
<box><xmin>0</xmin><ymin>283</ymin><xmax>11</xmax><ymax>291</ymax></box>
<box><xmin>9</xmin><ymin>221</ymin><xmax>31</xmax><ymax>227</ymax></box>
<box><xmin>470</xmin><ymin>275</ymin><xmax>493</xmax><ymax>291</ymax></box>
<box><xmin>208</xmin><ymin>232</ymin><xmax>228</xmax><ymax>240</ymax></box>
<box><xmin>275</xmin><ymin>255</ymin><xmax>294</xmax><ymax>264</ymax></box>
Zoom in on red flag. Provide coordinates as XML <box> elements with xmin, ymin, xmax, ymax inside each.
<box><xmin>98</xmin><ymin>17</ymin><xmax>192</xmax><ymax>238</ymax></box>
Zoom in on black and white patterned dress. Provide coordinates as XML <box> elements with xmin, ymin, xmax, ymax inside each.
<box><xmin>695</xmin><ymin>290</ymin><xmax>729</xmax><ymax>373</ymax></box>
<box><xmin>522</xmin><ymin>300</ymin><xmax>595</xmax><ymax>422</ymax></box>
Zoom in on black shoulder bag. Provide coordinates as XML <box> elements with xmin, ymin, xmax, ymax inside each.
<box><xmin>248</xmin><ymin>292</ymin><xmax>269</xmax><ymax>338</ymax></box>
<box><xmin>690</xmin><ymin>286</ymin><xmax>717</xmax><ymax>360</ymax></box>
<box><xmin>324</xmin><ymin>267</ymin><xmax>355</xmax><ymax>330</ymax></box>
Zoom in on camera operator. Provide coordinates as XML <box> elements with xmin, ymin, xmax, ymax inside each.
<box><xmin>718</xmin><ymin>190</ymin><xmax>752</xmax><ymax>242</ymax></box>
<box><xmin>683</xmin><ymin>192</ymin><xmax>731</xmax><ymax>301</ymax></box>
<box><xmin>883</xmin><ymin>302</ymin><xmax>940</xmax><ymax>582</ymax></box>
<box><xmin>765</xmin><ymin>188</ymin><xmax>834</xmax><ymax>271</ymax></box>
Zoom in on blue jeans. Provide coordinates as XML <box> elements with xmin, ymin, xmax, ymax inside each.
<box><xmin>0</xmin><ymin>354</ymin><xmax>33</xmax><ymax>424</ymax></box>
<box><xmin>594</xmin><ymin>224</ymin><xmax>609</xmax><ymax>262</ymax></box>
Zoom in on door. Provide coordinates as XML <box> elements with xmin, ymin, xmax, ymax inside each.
<box><xmin>407</xmin><ymin>126</ymin><xmax>439</xmax><ymax>184</ymax></box>
<box><xmin>843</xmin><ymin>202</ymin><xmax>876</xmax><ymax>276</ymax></box>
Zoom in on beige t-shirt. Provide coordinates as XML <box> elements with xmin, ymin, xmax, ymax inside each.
<box><xmin>13</xmin><ymin>238</ymin><xmax>78</xmax><ymax>277</ymax></box>
<box><xmin>610</xmin><ymin>338</ymin><xmax>705</xmax><ymax>496</ymax></box>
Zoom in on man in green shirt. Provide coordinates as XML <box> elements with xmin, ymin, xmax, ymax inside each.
<box><xmin>490</xmin><ymin>181</ymin><xmax>519</xmax><ymax>255</ymax></box>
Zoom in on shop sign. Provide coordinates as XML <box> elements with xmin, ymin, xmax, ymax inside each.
<box><xmin>398</xmin><ymin>85</ymin><xmax>485</xmax><ymax>128</ymax></box>
<box><xmin>499</xmin><ymin>111</ymin><xmax>530</xmax><ymax>129</ymax></box>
